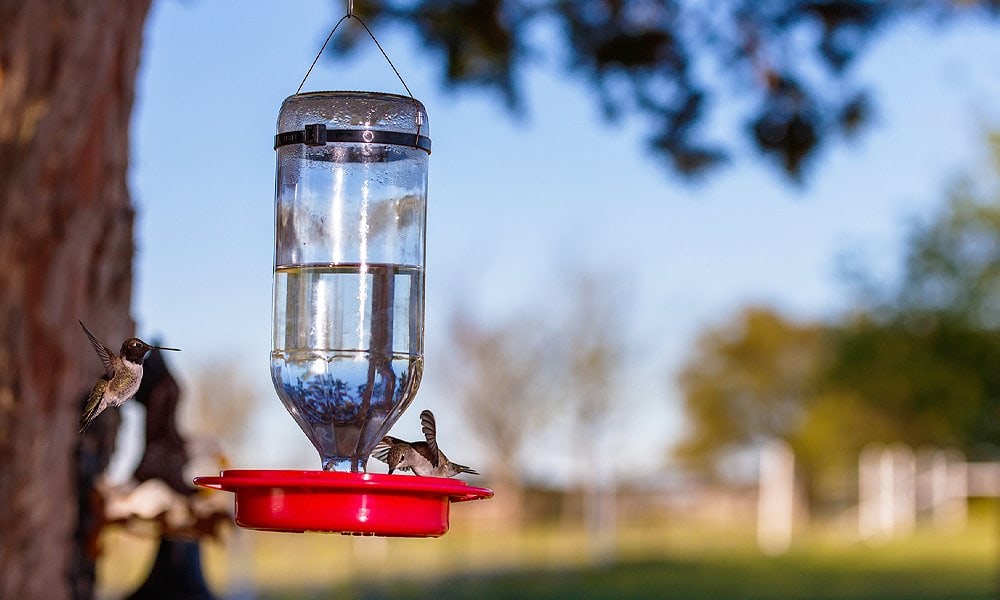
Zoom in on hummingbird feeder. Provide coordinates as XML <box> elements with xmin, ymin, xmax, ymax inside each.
<box><xmin>195</xmin><ymin>7</ymin><xmax>491</xmax><ymax>536</ymax></box>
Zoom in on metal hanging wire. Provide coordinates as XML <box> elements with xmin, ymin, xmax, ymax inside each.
<box><xmin>286</xmin><ymin>1</ymin><xmax>426</xmax><ymax>149</ymax></box>
<box><xmin>295</xmin><ymin>1</ymin><xmax>415</xmax><ymax>100</ymax></box>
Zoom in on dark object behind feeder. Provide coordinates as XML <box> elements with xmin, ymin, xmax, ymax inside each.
<box><xmin>133</xmin><ymin>347</ymin><xmax>193</xmax><ymax>496</ymax></box>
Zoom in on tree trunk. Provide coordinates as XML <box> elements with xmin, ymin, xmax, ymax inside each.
<box><xmin>0</xmin><ymin>1</ymin><xmax>151</xmax><ymax>598</ymax></box>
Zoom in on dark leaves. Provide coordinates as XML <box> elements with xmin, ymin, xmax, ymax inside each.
<box><xmin>805</xmin><ymin>1</ymin><xmax>887</xmax><ymax>71</ymax></box>
<box><xmin>750</xmin><ymin>77</ymin><xmax>821</xmax><ymax>180</ymax></box>
<box><xmin>325</xmin><ymin>0</ymin><xmax>994</xmax><ymax>183</ymax></box>
<box><xmin>650</xmin><ymin>91</ymin><xmax>727</xmax><ymax>176</ymax></box>
<box><xmin>593</xmin><ymin>30</ymin><xmax>678</xmax><ymax>71</ymax></box>
<box><xmin>391</xmin><ymin>0</ymin><xmax>524</xmax><ymax>108</ymax></box>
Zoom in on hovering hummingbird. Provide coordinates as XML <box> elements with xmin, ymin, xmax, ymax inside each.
<box><xmin>78</xmin><ymin>321</ymin><xmax>179</xmax><ymax>433</ymax></box>
<box><xmin>372</xmin><ymin>409</ymin><xmax>478</xmax><ymax>477</ymax></box>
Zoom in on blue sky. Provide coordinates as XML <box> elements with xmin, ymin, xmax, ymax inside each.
<box><xmin>123</xmin><ymin>0</ymin><xmax>1000</xmax><ymax>481</ymax></box>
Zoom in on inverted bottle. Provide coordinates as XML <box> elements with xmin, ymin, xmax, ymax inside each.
<box><xmin>271</xmin><ymin>92</ymin><xmax>430</xmax><ymax>472</ymax></box>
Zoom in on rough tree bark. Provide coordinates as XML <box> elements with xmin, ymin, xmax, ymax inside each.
<box><xmin>0</xmin><ymin>1</ymin><xmax>152</xmax><ymax>598</ymax></box>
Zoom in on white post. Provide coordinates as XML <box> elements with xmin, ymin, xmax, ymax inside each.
<box><xmin>946</xmin><ymin>458</ymin><xmax>969</xmax><ymax>528</ymax></box>
<box><xmin>877</xmin><ymin>446</ymin><xmax>895</xmax><ymax>537</ymax></box>
<box><xmin>757</xmin><ymin>440</ymin><xmax>795</xmax><ymax>555</ymax></box>
<box><xmin>859</xmin><ymin>443</ymin><xmax>905</xmax><ymax>541</ymax></box>
<box><xmin>928</xmin><ymin>449</ymin><xmax>968</xmax><ymax>529</ymax></box>
<box><xmin>915</xmin><ymin>446</ymin><xmax>935</xmax><ymax>517</ymax></box>
<box><xmin>858</xmin><ymin>443</ymin><xmax>882</xmax><ymax>540</ymax></box>
<box><xmin>940</xmin><ymin>450</ymin><xmax>969</xmax><ymax>529</ymax></box>
<box><xmin>891</xmin><ymin>444</ymin><xmax>915</xmax><ymax>536</ymax></box>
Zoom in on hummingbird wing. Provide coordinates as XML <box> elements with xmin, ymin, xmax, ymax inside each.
<box><xmin>372</xmin><ymin>436</ymin><xmax>403</xmax><ymax>463</ymax></box>
<box><xmin>420</xmin><ymin>410</ymin><xmax>440</xmax><ymax>467</ymax></box>
<box><xmin>79</xmin><ymin>378</ymin><xmax>109</xmax><ymax>433</ymax></box>
<box><xmin>79</xmin><ymin>321</ymin><xmax>116</xmax><ymax>377</ymax></box>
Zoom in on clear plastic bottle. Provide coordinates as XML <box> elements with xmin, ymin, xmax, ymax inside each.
<box><xmin>271</xmin><ymin>92</ymin><xmax>430</xmax><ymax>472</ymax></box>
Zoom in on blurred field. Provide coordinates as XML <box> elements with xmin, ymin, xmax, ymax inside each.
<box><xmin>96</xmin><ymin>501</ymin><xmax>999</xmax><ymax>600</ymax></box>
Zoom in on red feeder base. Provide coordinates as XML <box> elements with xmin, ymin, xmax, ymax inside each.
<box><xmin>193</xmin><ymin>469</ymin><xmax>493</xmax><ymax>537</ymax></box>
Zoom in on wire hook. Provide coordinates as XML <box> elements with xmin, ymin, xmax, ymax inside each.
<box><xmin>293</xmin><ymin>0</ymin><xmax>424</xmax><ymax>141</ymax></box>
<box><xmin>295</xmin><ymin>5</ymin><xmax>413</xmax><ymax>101</ymax></box>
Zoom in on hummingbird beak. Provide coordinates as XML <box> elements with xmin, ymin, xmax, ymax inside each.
<box><xmin>152</xmin><ymin>346</ymin><xmax>180</xmax><ymax>352</ymax></box>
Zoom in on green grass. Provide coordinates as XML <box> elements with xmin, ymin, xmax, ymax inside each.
<box><xmin>257</xmin><ymin>517</ymin><xmax>997</xmax><ymax>600</ymax></box>
<box><xmin>264</xmin><ymin>553</ymin><xmax>996</xmax><ymax>600</ymax></box>
<box><xmin>98</xmin><ymin>510</ymin><xmax>1000</xmax><ymax>600</ymax></box>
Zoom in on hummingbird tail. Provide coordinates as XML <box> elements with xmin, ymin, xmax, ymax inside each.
<box><xmin>78</xmin><ymin>402</ymin><xmax>101</xmax><ymax>434</ymax></box>
<box><xmin>454</xmin><ymin>463</ymin><xmax>479</xmax><ymax>476</ymax></box>
<box><xmin>78</xmin><ymin>414</ymin><xmax>93</xmax><ymax>434</ymax></box>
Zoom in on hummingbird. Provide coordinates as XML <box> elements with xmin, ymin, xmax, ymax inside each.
<box><xmin>372</xmin><ymin>409</ymin><xmax>478</xmax><ymax>477</ymax></box>
<box><xmin>78</xmin><ymin>321</ymin><xmax>179</xmax><ymax>433</ymax></box>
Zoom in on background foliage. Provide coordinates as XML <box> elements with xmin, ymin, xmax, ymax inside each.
<box><xmin>337</xmin><ymin>0</ymin><xmax>999</xmax><ymax>180</ymax></box>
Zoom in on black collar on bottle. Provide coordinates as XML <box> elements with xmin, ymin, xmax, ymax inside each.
<box><xmin>275</xmin><ymin>123</ymin><xmax>432</xmax><ymax>154</ymax></box>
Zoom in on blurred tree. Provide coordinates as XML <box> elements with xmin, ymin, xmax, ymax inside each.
<box><xmin>674</xmin><ymin>306</ymin><xmax>830</xmax><ymax>478</ymax></box>
<box><xmin>558</xmin><ymin>271</ymin><xmax>626</xmax><ymax>479</ymax></box>
<box><xmin>0</xmin><ymin>2</ymin><xmax>151</xmax><ymax>599</ymax></box>
<box><xmin>334</xmin><ymin>0</ymin><xmax>998</xmax><ymax>181</ymax></box>
<box><xmin>676</xmin><ymin>133</ymin><xmax>1000</xmax><ymax>493</ymax></box>
<box><xmin>439</xmin><ymin>308</ymin><xmax>557</xmax><ymax>518</ymax></box>
<box><xmin>556</xmin><ymin>270</ymin><xmax>628</xmax><ymax>555</ymax></box>
<box><xmin>826</xmin><ymin>132</ymin><xmax>1000</xmax><ymax>459</ymax></box>
<box><xmin>673</xmin><ymin>304</ymin><xmax>899</xmax><ymax>498</ymax></box>
<box><xmin>181</xmin><ymin>359</ymin><xmax>263</xmax><ymax>461</ymax></box>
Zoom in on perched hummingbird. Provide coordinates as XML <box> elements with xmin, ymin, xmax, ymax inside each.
<box><xmin>372</xmin><ymin>409</ymin><xmax>478</xmax><ymax>477</ymax></box>
<box><xmin>78</xmin><ymin>321</ymin><xmax>179</xmax><ymax>433</ymax></box>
